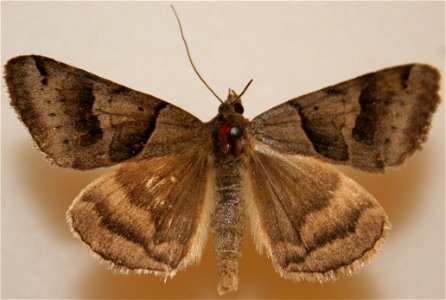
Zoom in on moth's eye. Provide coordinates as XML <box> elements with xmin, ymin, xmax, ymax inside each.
<box><xmin>228</xmin><ymin>126</ymin><xmax>241</xmax><ymax>139</ymax></box>
<box><xmin>217</xmin><ymin>123</ymin><xmax>242</xmax><ymax>142</ymax></box>
<box><xmin>233</xmin><ymin>103</ymin><xmax>244</xmax><ymax>114</ymax></box>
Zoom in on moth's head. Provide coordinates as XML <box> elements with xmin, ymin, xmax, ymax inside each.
<box><xmin>218</xmin><ymin>89</ymin><xmax>244</xmax><ymax>115</ymax></box>
<box><xmin>214</xmin><ymin>89</ymin><xmax>249</xmax><ymax>158</ymax></box>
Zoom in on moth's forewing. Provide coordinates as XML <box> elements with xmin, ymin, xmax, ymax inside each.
<box><xmin>67</xmin><ymin>146</ymin><xmax>215</xmax><ymax>277</ymax></box>
<box><xmin>4</xmin><ymin>55</ymin><xmax>203</xmax><ymax>169</ymax></box>
<box><xmin>249</xmin><ymin>64</ymin><xmax>440</xmax><ymax>172</ymax></box>
<box><xmin>243</xmin><ymin>139</ymin><xmax>390</xmax><ymax>281</ymax></box>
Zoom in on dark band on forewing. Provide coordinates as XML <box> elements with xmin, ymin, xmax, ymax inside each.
<box><xmin>288</xmin><ymin>101</ymin><xmax>349</xmax><ymax>161</ymax></box>
<box><xmin>351</xmin><ymin>65</ymin><xmax>412</xmax><ymax>145</ymax></box>
<box><xmin>31</xmin><ymin>56</ymin><xmax>105</xmax><ymax>148</ymax></box>
<box><xmin>33</xmin><ymin>55</ymin><xmax>49</xmax><ymax>85</ymax></box>
<box><xmin>109</xmin><ymin>102</ymin><xmax>168</xmax><ymax>162</ymax></box>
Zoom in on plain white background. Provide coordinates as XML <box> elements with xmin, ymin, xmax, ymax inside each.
<box><xmin>1</xmin><ymin>2</ymin><xmax>445</xmax><ymax>299</ymax></box>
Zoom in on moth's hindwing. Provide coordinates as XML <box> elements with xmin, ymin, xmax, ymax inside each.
<box><xmin>249</xmin><ymin>64</ymin><xmax>440</xmax><ymax>172</ymax></box>
<box><xmin>5</xmin><ymin>55</ymin><xmax>203</xmax><ymax>169</ymax></box>
<box><xmin>67</xmin><ymin>147</ymin><xmax>214</xmax><ymax>277</ymax></box>
<box><xmin>243</xmin><ymin>139</ymin><xmax>390</xmax><ymax>281</ymax></box>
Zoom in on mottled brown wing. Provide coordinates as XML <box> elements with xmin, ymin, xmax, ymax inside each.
<box><xmin>243</xmin><ymin>139</ymin><xmax>390</xmax><ymax>281</ymax></box>
<box><xmin>5</xmin><ymin>55</ymin><xmax>204</xmax><ymax>169</ymax></box>
<box><xmin>249</xmin><ymin>64</ymin><xmax>440</xmax><ymax>172</ymax></box>
<box><xmin>67</xmin><ymin>144</ymin><xmax>214</xmax><ymax>277</ymax></box>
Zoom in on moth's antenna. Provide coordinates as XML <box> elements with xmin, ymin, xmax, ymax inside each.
<box><xmin>232</xmin><ymin>79</ymin><xmax>253</xmax><ymax>103</ymax></box>
<box><xmin>171</xmin><ymin>5</ymin><xmax>224</xmax><ymax>104</ymax></box>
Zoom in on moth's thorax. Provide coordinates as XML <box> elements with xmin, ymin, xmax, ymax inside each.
<box><xmin>213</xmin><ymin>92</ymin><xmax>249</xmax><ymax>158</ymax></box>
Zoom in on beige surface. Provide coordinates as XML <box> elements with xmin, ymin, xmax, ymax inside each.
<box><xmin>1</xmin><ymin>1</ymin><xmax>444</xmax><ymax>299</ymax></box>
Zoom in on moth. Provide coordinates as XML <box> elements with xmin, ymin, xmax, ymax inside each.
<box><xmin>4</xmin><ymin>27</ymin><xmax>440</xmax><ymax>296</ymax></box>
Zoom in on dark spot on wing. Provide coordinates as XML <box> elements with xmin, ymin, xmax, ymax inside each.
<box><xmin>32</xmin><ymin>56</ymin><xmax>48</xmax><ymax>85</ymax></box>
<box><xmin>401</xmin><ymin>66</ymin><xmax>410</xmax><ymax>89</ymax></box>
<box><xmin>112</xmin><ymin>86</ymin><xmax>130</xmax><ymax>94</ymax></box>
<box><xmin>323</xmin><ymin>86</ymin><xmax>346</xmax><ymax>96</ymax></box>
<box><xmin>62</xmin><ymin>86</ymin><xmax>103</xmax><ymax>147</ymax></box>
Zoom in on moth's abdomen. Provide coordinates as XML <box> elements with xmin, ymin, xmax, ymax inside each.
<box><xmin>212</xmin><ymin>156</ymin><xmax>246</xmax><ymax>295</ymax></box>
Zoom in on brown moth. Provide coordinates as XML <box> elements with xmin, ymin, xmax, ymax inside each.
<box><xmin>3</xmin><ymin>12</ymin><xmax>440</xmax><ymax>296</ymax></box>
